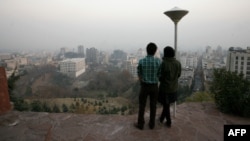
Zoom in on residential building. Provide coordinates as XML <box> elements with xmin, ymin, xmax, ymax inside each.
<box><xmin>18</xmin><ymin>57</ymin><xmax>28</xmax><ymax>66</ymax></box>
<box><xmin>60</xmin><ymin>47</ymin><xmax>68</xmax><ymax>55</ymax></box>
<box><xmin>5</xmin><ymin>59</ymin><xmax>17</xmax><ymax>70</ymax></box>
<box><xmin>124</xmin><ymin>56</ymin><xmax>138</xmax><ymax>79</ymax></box>
<box><xmin>99</xmin><ymin>51</ymin><xmax>109</xmax><ymax>65</ymax></box>
<box><xmin>60</xmin><ymin>58</ymin><xmax>86</xmax><ymax>78</ymax></box>
<box><xmin>86</xmin><ymin>47</ymin><xmax>99</xmax><ymax>64</ymax></box>
<box><xmin>78</xmin><ymin>45</ymin><xmax>85</xmax><ymax>57</ymax></box>
<box><xmin>136</xmin><ymin>48</ymin><xmax>146</xmax><ymax>60</ymax></box>
<box><xmin>0</xmin><ymin>54</ymin><xmax>12</xmax><ymax>60</ymax></box>
<box><xmin>111</xmin><ymin>49</ymin><xmax>127</xmax><ymax>61</ymax></box>
<box><xmin>226</xmin><ymin>47</ymin><xmax>250</xmax><ymax>80</ymax></box>
<box><xmin>180</xmin><ymin>52</ymin><xmax>198</xmax><ymax>69</ymax></box>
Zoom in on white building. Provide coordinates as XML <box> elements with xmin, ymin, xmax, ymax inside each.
<box><xmin>136</xmin><ymin>48</ymin><xmax>146</xmax><ymax>60</ymax></box>
<box><xmin>124</xmin><ymin>56</ymin><xmax>138</xmax><ymax>79</ymax></box>
<box><xmin>180</xmin><ymin>52</ymin><xmax>198</xmax><ymax>69</ymax></box>
<box><xmin>18</xmin><ymin>57</ymin><xmax>28</xmax><ymax>66</ymax></box>
<box><xmin>226</xmin><ymin>47</ymin><xmax>250</xmax><ymax>80</ymax></box>
<box><xmin>60</xmin><ymin>58</ymin><xmax>86</xmax><ymax>78</ymax></box>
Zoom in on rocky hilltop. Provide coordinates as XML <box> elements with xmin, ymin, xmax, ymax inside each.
<box><xmin>1</xmin><ymin>102</ymin><xmax>250</xmax><ymax>141</ymax></box>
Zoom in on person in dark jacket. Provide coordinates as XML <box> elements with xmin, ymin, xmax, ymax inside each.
<box><xmin>158</xmin><ymin>46</ymin><xmax>181</xmax><ymax>127</ymax></box>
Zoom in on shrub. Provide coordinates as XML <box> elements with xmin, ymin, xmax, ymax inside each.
<box><xmin>210</xmin><ymin>68</ymin><xmax>250</xmax><ymax>117</ymax></box>
<box><xmin>42</xmin><ymin>102</ymin><xmax>52</xmax><ymax>112</ymax></box>
<box><xmin>62</xmin><ymin>104</ymin><xmax>69</xmax><ymax>112</ymax></box>
<box><xmin>14</xmin><ymin>98</ymin><xmax>30</xmax><ymax>111</ymax></box>
<box><xmin>31</xmin><ymin>100</ymin><xmax>43</xmax><ymax>112</ymax></box>
<box><xmin>185</xmin><ymin>92</ymin><xmax>214</xmax><ymax>102</ymax></box>
<box><xmin>52</xmin><ymin>104</ymin><xmax>60</xmax><ymax>113</ymax></box>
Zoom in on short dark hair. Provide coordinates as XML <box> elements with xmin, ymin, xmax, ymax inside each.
<box><xmin>164</xmin><ymin>46</ymin><xmax>175</xmax><ymax>58</ymax></box>
<box><xmin>146</xmin><ymin>42</ymin><xmax>157</xmax><ymax>55</ymax></box>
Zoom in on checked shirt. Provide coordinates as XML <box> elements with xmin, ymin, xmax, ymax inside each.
<box><xmin>137</xmin><ymin>55</ymin><xmax>161</xmax><ymax>84</ymax></box>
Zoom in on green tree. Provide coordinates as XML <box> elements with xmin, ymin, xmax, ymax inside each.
<box><xmin>25</xmin><ymin>86</ymin><xmax>33</xmax><ymax>97</ymax></box>
<box><xmin>42</xmin><ymin>102</ymin><xmax>52</xmax><ymax>112</ymax></box>
<box><xmin>210</xmin><ymin>68</ymin><xmax>250</xmax><ymax>117</ymax></box>
<box><xmin>121</xmin><ymin>105</ymin><xmax>127</xmax><ymax>113</ymax></box>
<box><xmin>31</xmin><ymin>100</ymin><xmax>43</xmax><ymax>112</ymax></box>
<box><xmin>14</xmin><ymin>98</ymin><xmax>30</xmax><ymax>111</ymax></box>
<box><xmin>62</xmin><ymin>104</ymin><xmax>69</xmax><ymax>112</ymax></box>
<box><xmin>69</xmin><ymin>103</ymin><xmax>76</xmax><ymax>112</ymax></box>
<box><xmin>52</xmin><ymin>104</ymin><xmax>60</xmax><ymax>113</ymax></box>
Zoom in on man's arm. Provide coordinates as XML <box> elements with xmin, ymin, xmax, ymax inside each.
<box><xmin>158</xmin><ymin>61</ymin><xmax>163</xmax><ymax>81</ymax></box>
<box><xmin>178</xmin><ymin>61</ymin><xmax>182</xmax><ymax>78</ymax></box>
<box><xmin>137</xmin><ymin>61</ymin><xmax>142</xmax><ymax>82</ymax></box>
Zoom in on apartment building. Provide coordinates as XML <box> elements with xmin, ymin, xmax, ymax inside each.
<box><xmin>78</xmin><ymin>45</ymin><xmax>85</xmax><ymax>57</ymax></box>
<box><xmin>226</xmin><ymin>47</ymin><xmax>250</xmax><ymax>80</ymax></box>
<box><xmin>124</xmin><ymin>56</ymin><xmax>138</xmax><ymax>79</ymax></box>
<box><xmin>60</xmin><ymin>58</ymin><xmax>86</xmax><ymax>78</ymax></box>
<box><xmin>86</xmin><ymin>47</ymin><xmax>99</xmax><ymax>64</ymax></box>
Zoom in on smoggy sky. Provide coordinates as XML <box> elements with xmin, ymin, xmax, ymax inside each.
<box><xmin>1</xmin><ymin>0</ymin><xmax>250</xmax><ymax>53</ymax></box>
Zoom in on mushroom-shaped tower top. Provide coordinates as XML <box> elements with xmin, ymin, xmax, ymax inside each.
<box><xmin>164</xmin><ymin>7</ymin><xmax>189</xmax><ymax>24</ymax></box>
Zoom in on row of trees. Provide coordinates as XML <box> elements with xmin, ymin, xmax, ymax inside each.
<box><xmin>85</xmin><ymin>70</ymin><xmax>134</xmax><ymax>95</ymax></box>
<box><xmin>9</xmin><ymin>98</ymin><xmax>131</xmax><ymax>114</ymax></box>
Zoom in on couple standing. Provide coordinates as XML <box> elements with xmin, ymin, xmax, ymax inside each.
<box><xmin>135</xmin><ymin>42</ymin><xmax>181</xmax><ymax>130</ymax></box>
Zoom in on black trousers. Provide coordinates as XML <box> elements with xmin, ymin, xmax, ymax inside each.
<box><xmin>137</xmin><ymin>83</ymin><xmax>158</xmax><ymax>128</ymax></box>
<box><xmin>160</xmin><ymin>99</ymin><xmax>171</xmax><ymax>123</ymax></box>
<box><xmin>159</xmin><ymin>92</ymin><xmax>177</xmax><ymax>124</ymax></box>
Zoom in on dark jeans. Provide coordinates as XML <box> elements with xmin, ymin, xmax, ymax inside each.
<box><xmin>160</xmin><ymin>92</ymin><xmax>177</xmax><ymax>124</ymax></box>
<box><xmin>137</xmin><ymin>83</ymin><xmax>158</xmax><ymax>128</ymax></box>
<box><xmin>160</xmin><ymin>99</ymin><xmax>171</xmax><ymax>124</ymax></box>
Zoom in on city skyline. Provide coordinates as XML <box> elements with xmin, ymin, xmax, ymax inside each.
<box><xmin>1</xmin><ymin>0</ymin><xmax>250</xmax><ymax>53</ymax></box>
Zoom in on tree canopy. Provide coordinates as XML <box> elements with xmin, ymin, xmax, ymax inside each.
<box><xmin>210</xmin><ymin>68</ymin><xmax>250</xmax><ymax>117</ymax></box>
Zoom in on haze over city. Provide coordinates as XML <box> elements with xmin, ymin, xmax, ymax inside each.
<box><xmin>1</xmin><ymin>0</ymin><xmax>250</xmax><ymax>53</ymax></box>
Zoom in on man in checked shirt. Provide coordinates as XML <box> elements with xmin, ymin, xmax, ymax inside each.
<box><xmin>134</xmin><ymin>42</ymin><xmax>161</xmax><ymax>130</ymax></box>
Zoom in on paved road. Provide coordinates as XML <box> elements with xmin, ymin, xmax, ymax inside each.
<box><xmin>192</xmin><ymin>56</ymin><xmax>203</xmax><ymax>92</ymax></box>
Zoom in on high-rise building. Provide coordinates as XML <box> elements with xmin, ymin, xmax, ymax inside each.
<box><xmin>226</xmin><ymin>47</ymin><xmax>250</xmax><ymax>80</ymax></box>
<box><xmin>205</xmin><ymin>46</ymin><xmax>212</xmax><ymax>55</ymax></box>
<box><xmin>78</xmin><ymin>45</ymin><xmax>85</xmax><ymax>57</ymax></box>
<box><xmin>86</xmin><ymin>47</ymin><xmax>99</xmax><ymax>64</ymax></box>
<box><xmin>99</xmin><ymin>51</ymin><xmax>109</xmax><ymax>65</ymax></box>
<box><xmin>60</xmin><ymin>58</ymin><xmax>86</xmax><ymax>78</ymax></box>
<box><xmin>60</xmin><ymin>47</ymin><xmax>68</xmax><ymax>55</ymax></box>
<box><xmin>111</xmin><ymin>50</ymin><xmax>127</xmax><ymax>61</ymax></box>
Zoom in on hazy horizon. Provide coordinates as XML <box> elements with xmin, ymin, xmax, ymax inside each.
<box><xmin>1</xmin><ymin>0</ymin><xmax>250</xmax><ymax>53</ymax></box>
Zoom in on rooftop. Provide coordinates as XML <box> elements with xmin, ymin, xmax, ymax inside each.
<box><xmin>1</xmin><ymin>102</ymin><xmax>250</xmax><ymax>141</ymax></box>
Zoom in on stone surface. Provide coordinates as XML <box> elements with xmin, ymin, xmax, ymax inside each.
<box><xmin>0</xmin><ymin>102</ymin><xmax>250</xmax><ymax>141</ymax></box>
<box><xmin>0</xmin><ymin>67</ymin><xmax>11</xmax><ymax>115</ymax></box>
